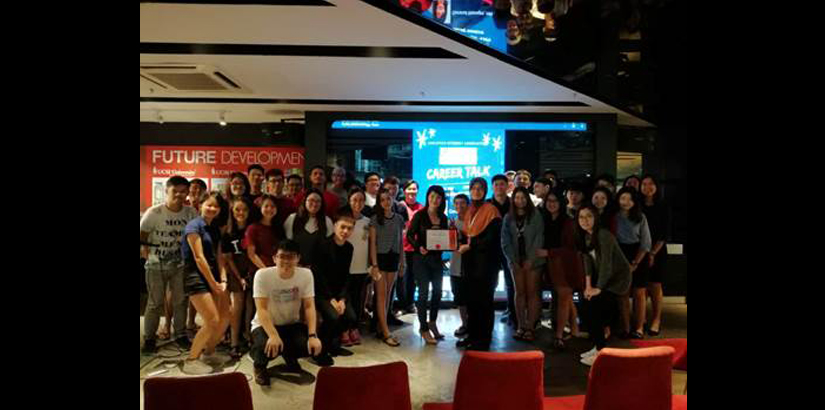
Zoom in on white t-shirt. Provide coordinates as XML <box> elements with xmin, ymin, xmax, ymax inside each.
<box><xmin>531</xmin><ymin>194</ymin><xmax>543</xmax><ymax>207</ymax></box>
<box><xmin>139</xmin><ymin>204</ymin><xmax>198</xmax><ymax>267</ymax></box>
<box><xmin>347</xmin><ymin>216</ymin><xmax>371</xmax><ymax>274</ymax></box>
<box><xmin>283</xmin><ymin>213</ymin><xmax>334</xmax><ymax>239</ymax></box>
<box><xmin>251</xmin><ymin>266</ymin><xmax>314</xmax><ymax>328</ymax></box>
<box><xmin>365</xmin><ymin>192</ymin><xmax>377</xmax><ymax>207</ymax></box>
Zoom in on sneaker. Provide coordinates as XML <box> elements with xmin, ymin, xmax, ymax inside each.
<box><xmin>229</xmin><ymin>346</ymin><xmax>243</xmax><ymax>359</ymax></box>
<box><xmin>201</xmin><ymin>351</ymin><xmax>231</xmax><ymax>366</ymax></box>
<box><xmin>254</xmin><ymin>367</ymin><xmax>270</xmax><ymax>386</ymax></box>
<box><xmin>141</xmin><ymin>339</ymin><xmax>157</xmax><ymax>354</ymax></box>
<box><xmin>312</xmin><ymin>353</ymin><xmax>335</xmax><ymax>367</ymax></box>
<box><xmin>333</xmin><ymin>347</ymin><xmax>354</xmax><ymax>357</ymax></box>
<box><xmin>182</xmin><ymin>359</ymin><xmax>214</xmax><ymax>375</ymax></box>
<box><xmin>580</xmin><ymin>353</ymin><xmax>598</xmax><ymax>367</ymax></box>
<box><xmin>454</xmin><ymin>326</ymin><xmax>468</xmax><ymax>338</ymax></box>
<box><xmin>580</xmin><ymin>347</ymin><xmax>598</xmax><ymax>358</ymax></box>
<box><xmin>455</xmin><ymin>338</ymin><xmax>472</xmax><ymax>348</ymax></box>
<box><xmin>341</xmin><ymin>331</ymin><xmax>353</xmax><ymax>347</ymax></box>
<box><xmin>175</xmin><ymin>337</ymin><xmax>192</xmax><ymax>350</ymax></box>
<box><xmin>350</xmin><ymin>329</ymin><xmax>362</xmax><ymax>345</ymax></box>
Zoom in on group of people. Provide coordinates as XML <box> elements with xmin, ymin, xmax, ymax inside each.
<box><xmin>140</xmin><ymin>163</ymin><xmax>669</xmax><ymax>384</ymax></box>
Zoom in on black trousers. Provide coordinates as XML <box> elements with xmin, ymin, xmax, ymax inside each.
<box><xmin>393</xmin><ymin>251</ymin><xmax>417</xmax><ymax>311</ymax></box>
<box><xmin>413</xmin><ymin>253</ymin><xmax>443</xmax><ymax>332</ymax></box>
<box><xmin>316</xmin><ymin>297</ymin><xmax>357</xmax><ymax>350</ymax></box>
<box><xmin>500</xmin><ymin>255</ymin><xmax>515</xmax><ymax>316</ymax></box>
<box><xmin>466</xmin><ymin>267</ymin><xmax>498</xmax><ymax>346</ymax></box>
<box><xmin>250</xmin><ymin>324</ymin><xmax>312</xmax><ymax>370</ymax></box>
<box><xmin>346</xmin><ymin>275</ymin><xmax>369</xmax><ymax>325</ymax></box>
<box><xmin>583</xmin><ymin>291</ymin><xmax>618</xmax><ymax>350</ymax></box>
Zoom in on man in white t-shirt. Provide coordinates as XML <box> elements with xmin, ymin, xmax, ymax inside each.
<box><xmin>140</xmin><ymin>176</ymin><xmax>199</xmax><ymax>353</ymax></box>
<box><xmin>251</xmin><ymin>239</ymin><xmax>331</xmax><ymax>386</ymax></box>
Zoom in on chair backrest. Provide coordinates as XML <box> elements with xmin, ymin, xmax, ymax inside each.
<box><xmin>144</xmin><ymin>372</ymin><xmax>253</xmax><ymax>410</ymax></box>
<box><xmin>313</xmin><ymin>361</ymin><xmax>412</xmax><ymax>410</ymax></box>
<box><xmin>631</xmin><ymin>338</ymin><xmax>687</xmax><ymax>371</ymax></box>
<box><xmin>452</xmin><ymin>350</ymin><xmax>545</xmax><ymax>410</ymax></box>
<box><xmin>584</xmin><ymin>347</ymin><xmax>674</xmax><ymax>410</ymax></box>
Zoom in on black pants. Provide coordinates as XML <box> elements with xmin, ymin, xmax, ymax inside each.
<box><xmin>394</xmin><ymin>251</ymin><xmax>417</xmax><ymax>311</ymax></box>
<box><xmin>316</xmin><ymin>297</ymin><xmax>357</xmax><ymax>350</ymax></box>
<box><xmin>251</xmin><ymin>324</ymin><xmax>312</xmax><ymax>370</ymax></box>
<box><xmin>347</xmin><ymin>275</ymin><xmax>369</xmax><ymax>326</ymax></box>
<box><xmin>501</xmin><ymin>257</ymin><xmax>515</xmax><ymax>316</ymax></box>
<box><xmin>413</xmin><ymin>253</ymin><xmax>443</xmax><ymax>332</ymax></box>
<box><xmin>466</xmin><ymin>268</ymin><xmax>498</xmax><ymax>346</ymax></box>
<box><xmin>583</xmin><ymin>291</ymin><xmax>618</xmax><ymax>350</ymax></box>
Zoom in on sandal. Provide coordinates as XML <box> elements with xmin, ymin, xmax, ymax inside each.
<box><xmin>552</xmin><ymin>337</ymin><xmax>566</xmax><ymax>350</ymax></box>
<box><xmin>382</xmin><ymin>335</ymin><xmax>401</xmax><ymax>347</ymax></box>
<box><xmin>513</xmin><ymin>328</ymin><xmax>526</xmax><ymax>341</ymax></box>
<box><xmin>523</xmin><ymin>329</ymin><xmax>535</xmax><ymax>342</ymax></box>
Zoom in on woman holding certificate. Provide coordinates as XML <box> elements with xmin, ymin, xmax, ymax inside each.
<box><xmin>406</xmin><ymin>185</ymin><xmax>449</xmax><ymax>345</ymax></box>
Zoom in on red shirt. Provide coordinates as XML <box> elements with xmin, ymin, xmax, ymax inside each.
<box><xmin>401</xmin><ymin>201</ymin><xmax>424</xmax><ymax>253</ymax></box>
<box><xmin>244</xmin><ymin>222</ymin><xmax>280</xmax><ymax>268</ymax></box>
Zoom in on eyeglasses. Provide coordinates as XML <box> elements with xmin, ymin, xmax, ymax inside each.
<box><xmin>275</xmin><ymin>254</ymin><xmax>298</xmax><ymax>261</ymax></box>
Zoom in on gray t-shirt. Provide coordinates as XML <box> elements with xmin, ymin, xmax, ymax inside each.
<box><xmin>251</xmin><ymin>266</ymin><xmax>314</xmax><ymax>328</ymax></box>
<box><xmin>370</xmin><ymin>213</ymin><xmax>404</xmax><ymax>254</ymax></box>
<box><xmin>616</xmin><ymin>213</ymin><xmax>652</xmax><ymax>252</ymax></box>
<box><xmin>140</xmin><ymin>204</ymin><xmax>198</xmax><ymax>268</ymax></box>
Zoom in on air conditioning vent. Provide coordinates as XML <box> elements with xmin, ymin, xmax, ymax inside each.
<box><xmin>139</xmin><ymin>64</ymin><xmax>249</xmax><ymax>93</ymax></box>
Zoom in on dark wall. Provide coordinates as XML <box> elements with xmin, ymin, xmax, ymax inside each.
<box><xmin>139</xmin><ymin>122</ymin><xmax>304</xmax><ymax>147</ymax></box>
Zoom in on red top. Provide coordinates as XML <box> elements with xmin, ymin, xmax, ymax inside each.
<box><xmin>401</xmin><ymin>201</ymin><xmax>424</xmax><ymax>253</ymax></box>
<box><xmin>244</xmin><ymin>222</ymin><xmax>279</xmax><ymax>268</ymax></box>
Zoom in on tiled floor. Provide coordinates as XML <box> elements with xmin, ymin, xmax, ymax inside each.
<box><xmin>140</xmin><ymin>301</ymin><xmax>687</xmax><ymax>409</ymax></box>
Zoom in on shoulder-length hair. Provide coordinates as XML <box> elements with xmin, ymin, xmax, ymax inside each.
<box><xmin>573</xmin><ymin>204</ymin><xmax>601</xmax><ymax>255</ymax></box>
<box><xmin>202</xmin><ymin>190</ymin><xmax>229</xmax><ymax>228</ymax></box>
<box><xmin>224</xmin><ymin>172</ymin><xmax>251</xmax><ymax>202</ymax></box>
<box><xmin>295</xmin><ymin>188</ymin><xmax>327</xmax><ymax>237</ymax></box>
<box><xmin>375</xmin><ymin>187</ymin><xmax>393</xmax><ymax>225</ymax></box>
<box><xmin>616</xmin><ymin>187</ymin><xmax>643</xmax><ymax>224</ymax></box>
<box><xmin>510</xmin><ymin>186</ymin><xmax>535</xmax><ymax>221</ymax></box>
<box><xmin>640</xmin><ymin>174</ymin><xmax>662</xmax><ymax>204</ymax></box>
<box><xmin>226</xmin><ymin>196</ymin><xmax>257</xmax><ymax>235</ymax></box>
<box><xmin>424</xmin><ymin>185</ymin><xmax>447</xmax><ymax>216</ymax></box>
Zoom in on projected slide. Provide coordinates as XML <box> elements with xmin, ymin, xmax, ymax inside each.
<box><xmin>412</xmin><ymin>126</ymin><xmax>505</xmax><ymax>219</ymax></box>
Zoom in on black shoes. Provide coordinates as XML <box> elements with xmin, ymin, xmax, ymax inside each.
<box><xmin>455</xmin><ymin>338</ymin><xmax>472</xmax><ymax>349</ymax></box>
<box><xmin>331</xmin><ymin>347</ymin><xmax>354</xmax><ymax>357</ymax></box>
<box><xmin>312</xmin><ymin>353</ymin><xmax>335</xmax><ymax>367</ymax></box>
<box><xmin>254</xmin><ymin>367</ymin><xmax>270</xmax><ymax>386</ymax></box>
<box><xmin>142</xmin><ymin>339</ymin><xmax>157</xmax><ymax>354</ymax></box>
<box><xmin>175</xmin><ymin>336</ymin><xmax>192</xmax><ymax>350</ymax></box>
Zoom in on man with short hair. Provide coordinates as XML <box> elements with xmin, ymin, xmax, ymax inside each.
<box><xmin>533</xmin><ymin>178</ymin><xmax>553</xmax><ymax>207</ymax></box>
<box><xmin>251</xmin><ymin>240</ymin><xmax>332</xmax><ymax>386</ymax></box>
<box><xmin>264</xmin><ymin>168</ymin><xmax>285</xmax><ymax>198</ymax></box>
<box><xmin>295</xmin><ymin>166</ymin><xmax>341</xmax><ymax>219</ymax></box>
<box><xmin>140</xmin><ymin>176</ymin><xmax>199</xmax><ymax>353</ymax></box>
<box><xmin>490</xmin><ymin>174</ymin><xmax>516</xmax><ymax>328</ymax></box>
<box><xmin>311</xmin><ymin>216</ymin><xmax>358</xmax><ymax>356</ymax></box>
<box><xmin>364</xmin><ymin>172</ymin><xmax>381</xmax><ymax>207</ymax></box>
<box><xmin>328</xmin><ymin>166</ymin><xmax>348</xmax><ymax>207</ymax></box>
<box><xmin>505</xmin><ymin>170</ymin><xmax>517</xmax><ymax>196</ymax></box>
<box><xmin>248</xmin><ymin>164</ymin><xmax>266</xmax><ymax>202</ymax></box>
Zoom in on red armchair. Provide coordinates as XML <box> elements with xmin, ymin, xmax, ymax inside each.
<box><xmin>543</xmin><ymin>346</ymin><xmax>687</xmax><ymax>410</ymax></box>
<box><xmin>423</xmin><ymin>350</ymin><xmax>546</xmax><ymax>410</ymax></box>
<box><xmin>143</xmin><ymin>372</ymin><xmax>253</xmax><ymax>410</ymax></box>
<box><xmin>313</xmin><ymin>361</ymin><xmax>412</xmax><ymax>410</ymax></box>
<box><xmin>631</xmin><ymin>338</ymin><xmax>687</xmax><ymax>371</ymax></box>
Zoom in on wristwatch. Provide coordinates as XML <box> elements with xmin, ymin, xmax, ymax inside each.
<box><xmin>308</xmin><ymin>333</ymin><xmax>318</xmax><ymax>339</ymax></box>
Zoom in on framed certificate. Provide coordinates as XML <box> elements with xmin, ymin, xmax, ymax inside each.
<box><xmin>426</xmin><ymin>229</ymin><xmax>457</xmax><ymax>251</ymax></box>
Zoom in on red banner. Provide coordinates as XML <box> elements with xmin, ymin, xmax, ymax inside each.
<box><xmin>140</xmin><ymin>145</ymin><xmax>305</xmax><ymax>212</ymax></box>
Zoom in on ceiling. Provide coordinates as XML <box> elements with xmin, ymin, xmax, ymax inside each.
<box><xmin>140</xmin><ymin>0</ymin><xmax>653</xmax><ymax>127</ymax></box>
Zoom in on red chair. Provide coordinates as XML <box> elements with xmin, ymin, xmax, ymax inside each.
<box><xmin>543</xmin><ymin>346</ymin><xmax>687</xmax><ymax>410</ymax></box>
<box><xmin>423</xmin><ymin>350</ymin><xmax>546</xmax><ymax>410</ymax></box>
<box><xmin>631</xmin><ymin>338</ymin><xmax>687</xmax><ymax>371</ymax></box>
<box><xmin>313</xmin><ymin>361</ymin><xmax>411</xmax><ymax>410</ymax></box>
<box><xmin>144</xmin><ymin>372</ymin><xmax>253</xmax><ymax>410</ymax></box>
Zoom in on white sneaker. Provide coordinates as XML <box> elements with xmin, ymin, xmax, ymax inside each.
<box><xmin>580</xmin><ymin>353</ymin><xmax>598</xmax><ymax>367</ymax></box>
<box><xmin>182</xmin><ymin>359</ymin><xmax>214</xmax><ymax>375</ymax></box>
<box><xmin>201</xmin><ymin>351</ymin><xmax>231</xmax><ymax>366</ymax></box>
<box><xmin>580</xmin><ymin>347</ymin><xmax>598</xmax><ymax>358</ymax></box>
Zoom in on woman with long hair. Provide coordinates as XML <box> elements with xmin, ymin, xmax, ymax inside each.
<box><xmin>244</xmin><ymin>194</ymin><xmax>281</xmax><ymax>342</ymax></box>
<box><xmin>284</xmin><ymin>188</ymin><xmax>335</xmax><ymax>268</ymax></box>
<box><xmin>221</xmin><ymin>196</ymin><xmax>258</xmax><ymax>358</ymax></box>
<box><xmin>615</xmin><ymin>187</ymin><xmax>652</xmax><ymax>339</ymax></box>
<box><xmin>501</xmin><ymin>187</ymin><xmax>545</xmax><ymax>342</ymax></box>
<box><xmin>368</xmin><ymin>188</ymin><xmax>406</xmax><ymax>347</ymax></box>
<box><xmin>180</xmin><ymin>191</ymin><xmax>232</xmax><ymax>375</ymax></box>
<box><xmin>406</xmin><ymin>185</ymin><xmax>449</xmax><ymax>344</ymax></box>
<box><xmin>575</xmin><ymin>204</ymin><xmax>632</xmax><ymax>366</ymax></box>
<box><xmin>338</xmin><ymin>187</ymin><xmax>372</xmax><ymax>346</ymax></box>
<box><xmin>640</xmin><ymin>175</ymin><xmax>669</xmax><ymax>336</ymax></box>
